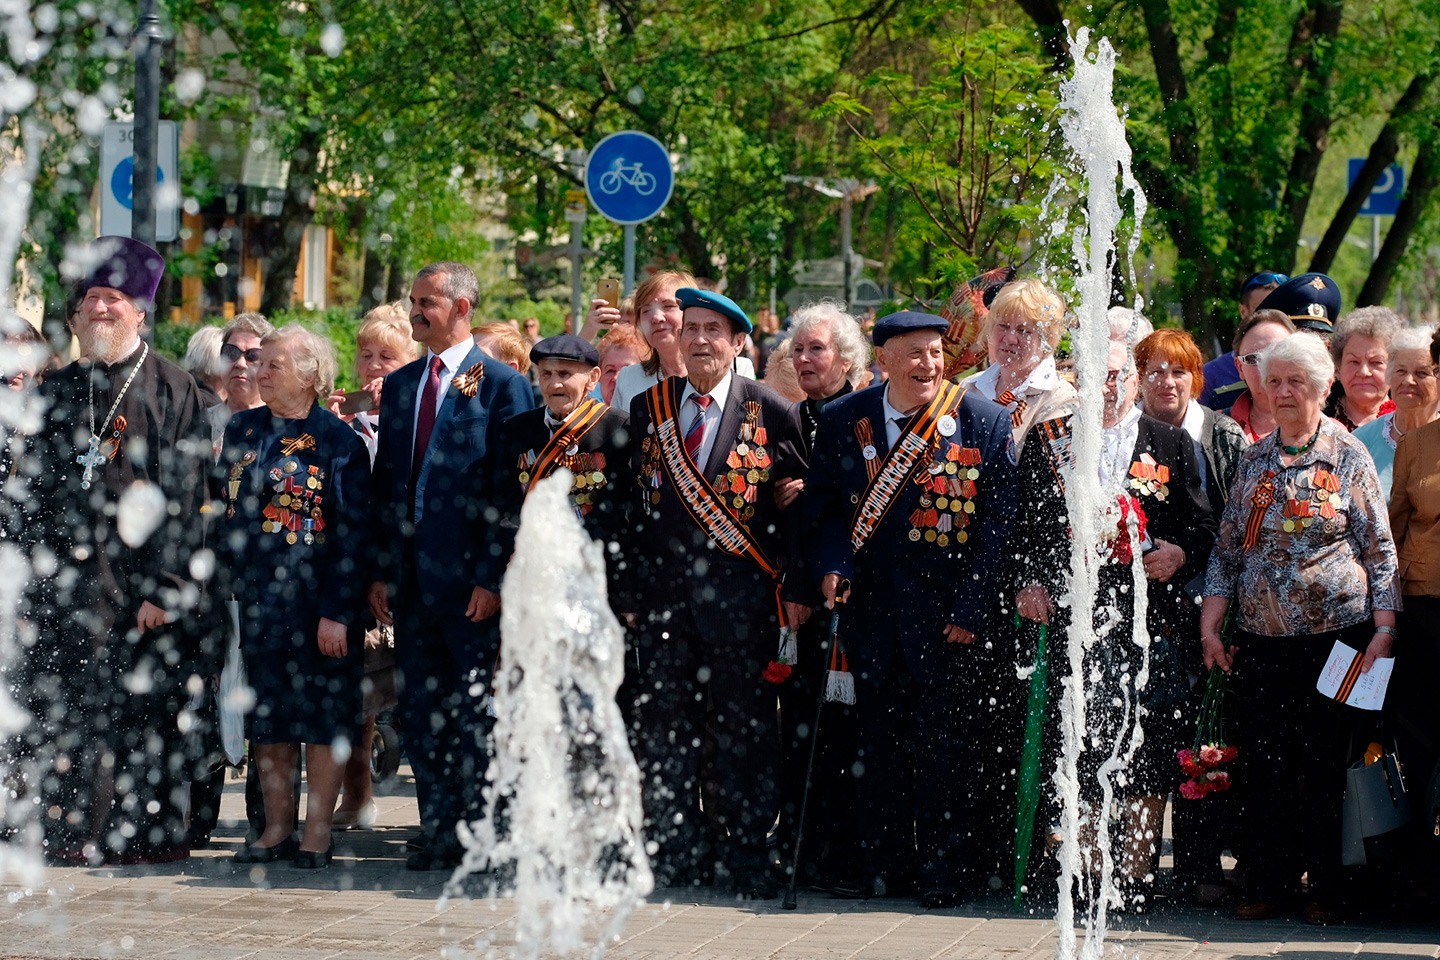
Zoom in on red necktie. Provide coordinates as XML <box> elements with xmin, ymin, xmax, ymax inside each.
<box><xmin>684</xmin><ymin>395</ymin><xmax>712</xmax><ymax>460</ymax></box>
<box><xmin>410</xmin><ymin>354</ymin><xmax>444</xmax><ymax>515</ymax></box>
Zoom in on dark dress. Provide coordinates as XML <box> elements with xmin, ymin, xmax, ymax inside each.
<box><xmin>219</xmin><ymin>404</ymin><xmax>370</xmax><ymax>744</ymax></box>
<box><xmin>1012</xmin><ymin>412</ymin><xmax>1215</xmax><ymax>799</ymax></box>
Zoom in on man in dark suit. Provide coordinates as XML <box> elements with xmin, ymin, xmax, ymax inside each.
<box><xmin>627</xmin><ymin>288</ymin><xmax>807</xmax><ymax>899</ymax></box>
<box><xmin>367</xmin><ymin>261</ymin><xmax>533</xmax><ymax>869</ymax></box>
<box><xmin>491</xmin><ymin>334</ymin><xmax>635</xmax><ymax>612</ymax></box>
<box><xmin>804</xmin><ymin>310</ymin><xmax>1018</xmax><ymax>907</ymax></box>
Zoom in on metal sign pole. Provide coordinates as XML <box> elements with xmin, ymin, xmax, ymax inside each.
<box><xmin>623</xmin><ymin>224</ymin><xmax>637</xmax><ymax>296</ymax></box>
<box><xmin>132</xmin><ymin>0</ymin><xmax>162</xmax><ymax>248</ymax></box>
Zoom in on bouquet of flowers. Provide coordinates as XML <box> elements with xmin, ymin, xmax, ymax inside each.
<box><xmin>1178</xmin><ymin>664</ymin><xmax>1238</xmax><ymax>799</ymax></box>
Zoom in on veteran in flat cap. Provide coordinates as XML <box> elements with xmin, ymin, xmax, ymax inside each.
<box><xmin>19</xmin><ymin>236</ymin><xmax>213</xmax><ymax>865</ymax></box>
<box><xmin>803</xmin><ymin>309</ymin><xmax>1018</xmax><ymax>907</ymax></box>
<box><xmin>491</xmin><ymin>333</ymin><xmax>635</xmax><ymax>609</ymax></box>
<box><xmin>627</xmin><ymin>286</ymin><xmax>808</xmax><ymax>898</ymax></box>
<box><xmin>1257</xmin><ymin>272</ymin><xmax>1342</xmax><ymax>337</ymax></box>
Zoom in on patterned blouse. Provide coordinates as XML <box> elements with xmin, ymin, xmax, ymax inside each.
<box><xmin>1203</xmin><ymin>418</ymin><xmax>1400</xmax><ymax>637</ymax></box>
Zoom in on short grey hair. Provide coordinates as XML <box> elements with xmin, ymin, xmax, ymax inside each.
<box><xmin>1330</xmin><ymin>306</ymin><xmax>1401</xmax><ymax>365</ymax></box>
<box><xmin>263</xmin><ymin>324</ymin><xmax>337</xmax><ymax>403</ymax></box>
<box><xmin>787</xmin><ymin>299</ymin><xmax>871</xmax><ymax>386</ymax></box>
<box><xmin>1390</xmin><ymin>323</ymin><xmax>1436</xmax><ymax>357</ymax></box>
<box><xmin>415</xmin><ymin>261</ymin><xmax>479</xmax><ymax>320</ymax></box>
<box><xmin>221</xmin><ymin>311</ymin><xmax>274</xmax><ymax>345</ymax></box>
<box><xmin>1107</xmin><ymin>306</ymin><xmax>1154</xmax><ymax>344</ymax></box>
<box><xmin>183</xmin><ymin>325</ymin><xmax>227</xmax><ymax>379</ymax></box>
<box><xmin>1259</xmin><ymin>331</ymin><xmax>1334</xmax><ymax>395</ymax></box>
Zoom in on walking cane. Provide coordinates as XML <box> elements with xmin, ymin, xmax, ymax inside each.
<box><xmin>783</xmin><ymin>586</ymin><xmax>847</xmax><ymax>910</ymax></box>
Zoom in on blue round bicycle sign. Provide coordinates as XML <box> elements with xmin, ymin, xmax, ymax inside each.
<box><xmin>585</xmin><ymin>131</ymin><xmax>674</xmax><ymax>225</ymax></box>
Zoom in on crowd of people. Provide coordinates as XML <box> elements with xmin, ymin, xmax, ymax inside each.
<box><xmin>4</xmin><ymin>237</ymin><xmax>1437</xmax><ymax>928</ymax></box>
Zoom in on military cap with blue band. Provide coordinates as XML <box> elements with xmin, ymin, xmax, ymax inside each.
<box><xmin>1257</xmin><ymin>273</ymin><xmax>1342</xmax><ymax>334</ymax></box>
<box><xmin>530</xmin><ymin>333</ymin><xmax>600</xmax><ymax>368</ymax></box>
<box><xmin>872</xmin><ymin>310</ymin><xmax>950</xmax><ymax>347</ymax></box>
<box><xmin>676</xmin><ymin>287</ymin><xmax>753</xmax><ymax>334</ymax></box>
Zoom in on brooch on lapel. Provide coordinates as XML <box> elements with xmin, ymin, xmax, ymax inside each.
<box><xmin>453</xmin><ymin>362</ymin><xmax>485</xmax><ymax>398</ymax></box>
<box><xmin>280</xmin><ymin>433</ymin><xmax>316</xmax><ymax>456</ymax></box>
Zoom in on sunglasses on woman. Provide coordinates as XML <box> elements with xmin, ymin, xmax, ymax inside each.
<box><xmin>221</xmin><ymin>343</ymin><xmax>262</xmax><ymax>364</ymax></box>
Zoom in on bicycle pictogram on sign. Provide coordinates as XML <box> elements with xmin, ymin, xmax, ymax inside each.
<box><xmin>598</xmin><ymin>159</ymin><xmax>657</xmax><ymax>196</ymax></box>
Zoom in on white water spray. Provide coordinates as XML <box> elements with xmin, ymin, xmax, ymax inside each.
<box><xmin>448</xmin><ymin>470</ymin><xmax>652</xmax><ymax>960</ymax></box>
<box><xmin>1047</xmin><ymin>27</ymin><xmax>1150</xmax><ymax>960</ymax></box>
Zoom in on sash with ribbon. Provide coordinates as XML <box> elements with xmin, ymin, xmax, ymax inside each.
<box><xmin>525</xmin><ymin>397</ymin><xmax>608</xmax><ymax>495</ymax></box>
<box><xmin>646</xmin><ymin>379</ymin><xmax>795</xmax><ymax>674</ymax></box>
<box><xmin>849</xmin><ymin>381</ymin><xmax>965</xmax><ymax>554</ymax></box>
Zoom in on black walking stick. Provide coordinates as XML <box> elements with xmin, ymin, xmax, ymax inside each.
<box><xmin>783</xmin><ymin>587</ymin><xmax>847</xmax><ymax>910</ymax></box>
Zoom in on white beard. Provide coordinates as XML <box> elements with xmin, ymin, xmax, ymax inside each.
<box><xmin>78</xmin><ymin>322</ymin><xmax>141</xmax><ymax>365</ymax></box>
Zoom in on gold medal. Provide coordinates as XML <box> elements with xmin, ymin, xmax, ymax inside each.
<box><xmin>1283</xmin><ymin>519</ymin><xmax>1296</xmax><ymax>532</ymax></box>
<box><xmin>908</xmin><ymin>528</ymin><xmax>922</xmax><ymax>542</ymax></box>
<box><xmin>591</xmin><ymin>471</ymin><xmax>605</xmax><ymax>485</ymax></box>
<box><xmin>924</xmin><ymin>529</ymin><xmax>937</xmax><ymax>543</ymax></box>
<box><xmin>732</xmin><ymin>495</ymin><xmax>745</xmax><ymax>509</ymax></box>
<box><xmin>519</xmin><ymin>471</ymin><xmax>531</xmax><ymax>484</ymax></box>
<box><xmin>307</xmin><ymin>477</ymin><xmax>320</xmax><ymax>490</ymax></box>
<box><xmin>956</xmin><ymin>530</ymin><xmax>968</xmax><ymax>544</ymax></box>
<box><xmin>937</xmin><ymin>533</ymin><xmax>949</xmax><ymax>547</ymax></box>
<box><xmin>286</xmin><ymin>531</ymin><xmax>298</xmax><ymax>545</ymax></box>
<box><xmin>758</xmin><ymin>468</ymin><xmax>770</xmax><ymax>482</ymax></box>
<box><xmin>963</xmin><ymin>500</ymin><xmax>975</xmax><ymax>514</ymax></box>
<box><xmin>950</xmin><ymin>499</ymin><xmax>965</xmax><ymax>513</ymax></box>
<box><xmin>944</xmin><ymin>462</ymin><xmax>958</xmax><ymax>475</ymax></box>
<box><xmin>968</xmin><ymin>468</ymin><xmax>980</xmax><ymax>480</ymax></box>
<box><xmin>747</xmin><ymin>469</ymin><xmax>760</xmax><ymax>484</ymax></box>
<box><xmin>651</xmin><ymin>490</ymin><xmax>662</xmax><ymax>504</ymax></box>
<box><xmin>278</xmin><ymin>493</ymin><xmax>292</xmax><ymax>507</ymax></box>
<box><xmin>262</xmin><ymin>520</ymin><xmax>276</xmax><ymax>533</ymax></box>
<box><xmin>936</xmin><ymin>496</ymin><xmax>949</xmax><ymax>510</ymax></box>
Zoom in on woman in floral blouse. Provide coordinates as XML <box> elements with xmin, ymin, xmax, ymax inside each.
<box><xmin>1202</xmin><ymin>333</ymin><xmax>1399</xmax><ymax>925</ymax></box>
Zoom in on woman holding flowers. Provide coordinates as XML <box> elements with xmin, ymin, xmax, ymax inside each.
<box><xmin>1202</xmin><ymin>333</ymin><xmax>1399</xmax><ymax>925</ymax></box>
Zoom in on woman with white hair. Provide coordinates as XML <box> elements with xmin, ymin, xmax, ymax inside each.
<box><xmin>1202</xmin><ymin>333</ymin><xmax>1399</xmax><ymax>924</ymax></box>
<box><xmin>963</xmin><ymin>278</ymin><xmax>1078</xmax><ymax>451</ymax></box>
<box><xmin>218</xmin><ymin>325</ymin><xmax>372</xmax><ymax>869</ymax></box>
<box><xmin>1352</xmin><ymin>324</ymin><xmax>1438</xmax><ymax>501</ymax></box>
<box><xmin>789</xmin><ymin>301</ymin><xmax>871</xmax><ymax>447</ymax></box>
<box><xmin>1326</xmin><ymin>306</ymin><xmax>1402</xmax><ymax>431</ymax></box>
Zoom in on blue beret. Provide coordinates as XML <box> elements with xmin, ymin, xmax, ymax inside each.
<box><xmin>676</xmin><ymin>287</ymin><xmax>752</xmax><ymax>334</ymax></box>
<box><xmin>530</xmin><ymin>333</ymin><xmax>600</xmax><ymax>368</ymax></box>
<box><xmin>1257</xmin><ymin>273</ymin><xmax>1342</xmax><ymax>334</ymax></box>
<box><xmin>82</xmin><ymin>236</ymin><xmax>165</xmax><ymax>306</ymax></box>
<box><xmin>872</xmin><ymin>310</ymin><xmax>949</xmax><ymax>347</ymax></box>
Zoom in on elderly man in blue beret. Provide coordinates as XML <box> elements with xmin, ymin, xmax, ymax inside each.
<box><xmin>627</xmin><ymin>288</ymin><xmax>808</xmax><ymax>899</ymax></box>
<box><xmin>19</xmin><ymin>236</ymin><xmax>213</xmax><ymax>865</ymax></box>
<box><xmin>803</xmin><ymin>310</ymin><xmax>1018</xmax><ymax>907</ymax></box>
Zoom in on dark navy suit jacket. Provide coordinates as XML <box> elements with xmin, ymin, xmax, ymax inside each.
<box><xmin>370</xmin><ymin>345</ymin><xmax>534</xmax><ymax>611</ymax></box>
<box><xmin>803</xmin><ymin>384</ymin><xmax>1018</xmax><ymax>685</ymax></box>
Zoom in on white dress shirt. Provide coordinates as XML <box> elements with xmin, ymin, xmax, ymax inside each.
<box><xmin>967</xmin><ymin>355</ymin><xmax>1060</xmax><ymax>403</ymax></box>
<box><xmin>881</xmin><ymin>385</ymin><xmax>917</xmax><ymax>451</ymax></box>
<box><xmin>1100</xmin><ymin>403</ymin><xmax>1143</xmax><ymax>488</ymax></box>
<box><xmin>679</xmin><ymin>372</ymin><xmax>734</xmax><ymax>471</ymax></box>
<box><xmin>1180</xmin><ymin>400</ymin><xmax>1209</xmax><ymax>495</ymax></box>
<box><xmin>413</xmin><ymin>338</ymin><xmax>477</xmax><ymax>439</ymax></box>
<box><xmin>612</xmin><ymin>356</ymin><xmax>756</xmax><ymax>417</ymax></box>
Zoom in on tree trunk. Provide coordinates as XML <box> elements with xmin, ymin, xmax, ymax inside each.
<box><xmin>385</xmin><ymin>243</ymin><xmax>407</xmax><ymax>302</ymax></box>
<box><xmin>359</xmin><ymin>243</ymin><xmax>386</xmax><ymax>312</ymax></box>
<box><xmin>1014</xmin><ymin>0</ymin><xmax>1069</xmax><ymax>71</ymax></box>
<box><xmin>1358</xmin><ymin>133</ymin><xmax>1440</xmax><ymax>306</ymax></box>
<box><xmin>259</xmin><ymin>126</ymin><xmax>322</xmax><ymax>317</ymax></box>
<box><xmin>1310</xmin><ymin>72</ymin><xmax>1431</xmax><ymax>273</ymax></box>
<box><xmin>671</xmin><ymin>201</ymin><xmax>713</xmax><ymax>278</ymax></box>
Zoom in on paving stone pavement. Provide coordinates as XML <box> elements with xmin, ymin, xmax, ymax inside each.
<box><xmin>2</xmin><ymin>769</ymin><xmax>1437</xmax><ymax>960</ymax></box>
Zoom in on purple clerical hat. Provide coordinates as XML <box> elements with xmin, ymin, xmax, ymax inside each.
<box><xmin>81</xmin><ymin>236</ymin><xmax>166</xmax><ymax>307</ymax></box>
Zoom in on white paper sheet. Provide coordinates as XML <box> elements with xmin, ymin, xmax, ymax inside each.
<box><xmin>1315</xmin><ymin>640</ymin><xmax>1393</xmax><ymax>711</ymax></box>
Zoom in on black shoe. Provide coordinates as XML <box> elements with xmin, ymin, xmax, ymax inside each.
<box><xmin>405</xmin><ymin>831</ymin><xmax>428</xmax><ymax>852</ymax></box>
<box><xmin>920</xmin><ymin>887</ymin><xmax>963</xmax><ymax>909</ymax></box>
<box><xmin>294</xmin><ymin>845</ymin><xmax>333</xmax><ymax>869</ymax></box>
<box><xmin>735</xmin><ymin>871</ymin><xmax>778</xmax><ymax>900</ymax></box>
<box><xmin>234</xmin><ymin>837</ymin><xmax>298</xmax><ymax>864</ymax></box>
<box><xmin>406</xmin><ymin>841</ymin><xmax>463</xmax><ymax>871</ymax></box>
<box><xmin>829</xmin><ymin>875</ymin><xmax>907</xmax><ymax>899</ymax></box>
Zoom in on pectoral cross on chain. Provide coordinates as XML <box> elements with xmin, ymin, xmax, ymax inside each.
<box><xmin>77</xmin><ymin>435</ymin><xmax>106</xmax><ymax>490</ymax></box>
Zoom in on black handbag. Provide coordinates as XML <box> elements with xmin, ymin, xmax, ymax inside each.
<box><xmin>1341</xmin><ymin>738</ymin><xmax>1411</xmax><ymax>866</ymax></box>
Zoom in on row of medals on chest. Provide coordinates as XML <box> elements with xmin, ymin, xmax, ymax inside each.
<box><xmin>518</xmin><ymin>443</ymin><xmax>609</xmax><ymax>507</ymax></box>
<box><xmin>909</xmin><ymin>441</ymin><xmax>981</xmax><ymax>546</ymax></box>
<box><xmin>711</xmin><ymin>406</ymin><xmax>771</xmax><ymax>520</ymax></box>
<box><xmin>1278</xmin><ymin>467</ymin><xmax>1342</xmax><ymax>532</ymax></box>
<box><xmin>227</xmin><ymin>440</ymin><xmax>327</xmax><ymax>545</ymax></box>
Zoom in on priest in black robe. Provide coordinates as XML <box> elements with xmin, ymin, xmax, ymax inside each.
<box><xmin>16</xmin><ymin>237</ymin><xmax>213</xmax><ymax>864</ymax></box>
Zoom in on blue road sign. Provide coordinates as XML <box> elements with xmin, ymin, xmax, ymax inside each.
<box><xmin>585</xmin><ymin>131</ymin><xmax>674</xmax><ymax>225</ymax></box>
<box><xmin>1348</xmin><ymin>159</ymin><xmax>1405</xmax><ymax>216</ymax></box>
<box><xmin>109</xmin><ymin>156</ymin><xmax>166</xmax><ymax>211</ymax></box>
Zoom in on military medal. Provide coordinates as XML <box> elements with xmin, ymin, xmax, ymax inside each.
<box><xmin>453</xmin><ymin>362</ymin><xmax>485</xmax><ymax>397</ymax></box>
<box><xmin>79</xmin><ymin>342</ymin><xmax>149</xmax><ymax>490</ymax></box>
<box><xmin>937</xmin><ymin>414</ymin><xmax>956</xmax><ymax>437</ymax></box>
<box><xmin>862</xmin><ymin>444</ymin><xmax>877</xmax><ymax>461</ymax></box>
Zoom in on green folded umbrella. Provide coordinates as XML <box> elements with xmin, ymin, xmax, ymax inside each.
<box><xmin>1013</xmin><ymin>614</ymin><xmax>1050</xmax><ymax>911</ymax></box>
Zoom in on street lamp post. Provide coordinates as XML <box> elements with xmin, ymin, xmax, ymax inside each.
<box><xmin>132</xmin><ymin>0</ymin><xmax>164</xmax><ymax>248</ymax></box>
<box><xmin>782</xmin><ymin>176</ymin><xmax>878</xmax><ymax>309</ymax></box>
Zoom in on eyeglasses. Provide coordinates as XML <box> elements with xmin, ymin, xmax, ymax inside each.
<box><xmin>1238</xmin><ymin>352</ymin><xmax>1265</xmax><ymax>366</ymax></box>
<box><xmin>221</xmin><ymin>343</ymin><xmax>262</xmax><ymax>364</ymax></box>
<box><xmin>1242</xmin><ymin>272</ymin><xmax>1289</xmax><ymax>294</ymax></box>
